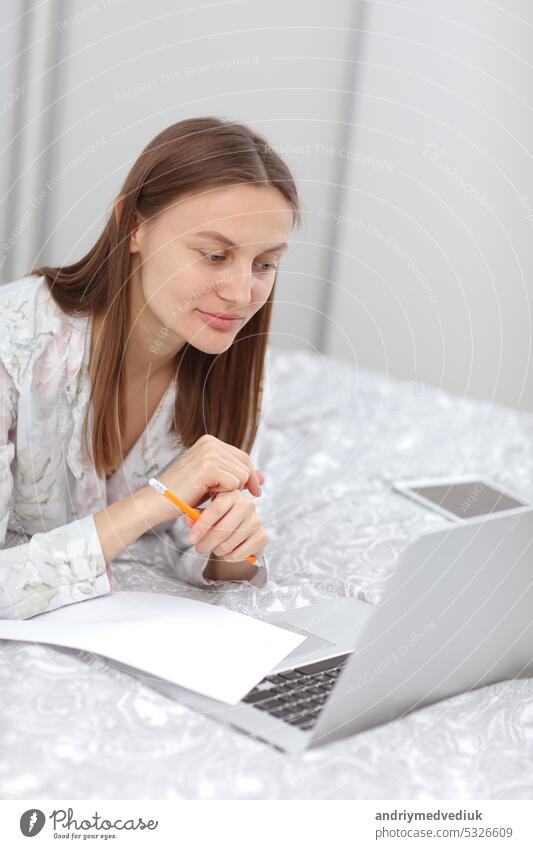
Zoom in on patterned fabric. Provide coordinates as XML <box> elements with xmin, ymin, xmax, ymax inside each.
<box><xmin>0</xmin><ymin>275</ymin><xmax>268</xmax><ymax>619</ymax></box>
<box><xmin>1</xmin><ymin>345</ymin><xmax>533</xmax><ymax>798</ymax></box>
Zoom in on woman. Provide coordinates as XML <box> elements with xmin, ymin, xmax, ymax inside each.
<box><xmin>0</xmin><ymin>116</ymin><xmax>300</xmax><ymax>619</ymax></box>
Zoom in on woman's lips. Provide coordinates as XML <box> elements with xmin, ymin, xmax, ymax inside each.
<box><xmin>196</xmin><ymin>309</ymin><xmax>245</xmax><ymax>330</ymax></box>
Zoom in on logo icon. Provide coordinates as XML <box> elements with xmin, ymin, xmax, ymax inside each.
<box><xmin>20</xmin><ymin>809</ymin><xmax>45</xmax><ymax>837</ymax></box>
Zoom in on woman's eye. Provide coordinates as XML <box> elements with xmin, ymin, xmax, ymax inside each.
<box><xmin>255</xmin><ymin>262</ymin><xmax>277</xmax><ymax>273</ymax></box>
<box><xmin>199</xmin><ymin>252</ymin><xmax>277</xmax><ymax>272</ymax></box>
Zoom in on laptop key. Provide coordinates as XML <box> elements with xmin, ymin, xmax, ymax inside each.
<box><xmin>304</xmin><ymin>685</ymin><xmax>325</xmax><ymax>697</ymax></box>
<box><xmin>288</xmin><ymin>715</ymin><xmax>316</xmax><ymax>728</ymax></box>
<box><xmin>264</xmin><ymin>674</ymin><xmax>289</xmax><ymax>685</ymax></box>
<box><xmin>268</xmin><ymin>694</ymin><xmax>299</xmax><ymax>707</ymax></box>
<box><xmin>285</xmin><ymin>698</ymin><xmax>312</xmax><ymax>712</ymax></box>
<box><xmin>277</xmin><ymin>669</ymin><xmax>305</xmax><ymax>680</ymax></box>
<box><xmin>270</xmin><ymin>706</ymin><xmax>291</xmax><ymax>718</ymax></box>
<box><xmin>254</xmin><ymin>697</ymin><xmax>282</xmax><ymax>712</ymax></box>
<box><xmin>243</xmin><ymin>689</ymin><xmax>277</xmax><ymax>704</ymax></box>
<box><xmin>274</xmin><ymin>680</ymin><xmax>301</xmax><ymax>691</ymax></box>
<box><xmin>286</xmin><ymin>684</ymin><xmax>315</xmax><ymax>698</ymax></box>
<box><xmin>306</xmin><ymin>697</ymin><xmax>326</xmax><ymax>709</ymax></box>
<box><xmin>269</xmin><ymin>706</ymin><xmax>304</xmax><ymax>721</ymax></box>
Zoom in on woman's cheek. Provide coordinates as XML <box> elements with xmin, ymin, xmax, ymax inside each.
<box><xmin>254</xmin><ymin>281</ymin><xmax>274</xmax><ymax>309</ymax></box>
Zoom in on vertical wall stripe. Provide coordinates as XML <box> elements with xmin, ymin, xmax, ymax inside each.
<box><xmin>1</xmin><ymin>0</ymin><xmax>32</xmax><ymax>283</ymax></box>
<box><xmin>315</xmin><ymin>0</ymin><xmax>366</xmax><ymax>352</ymax></box>
<box><xmin>6</xmin><ymin>0</ymin><xmax>61</xmax><ymax>281</ymax></box>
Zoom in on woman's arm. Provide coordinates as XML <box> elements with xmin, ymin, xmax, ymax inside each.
<box><xmin>0</xmin><ymin>356</ymin><xmax>172</xmax><ymax>619</ymax></box>
<box><xmin>93</xmin><ymin>484</ymin><xmax>169</xmax><ymax>566</ymax></box>
<box><xmin>165</xmin><ymin>402</ymin><xmax>271</xmax><ymax>587</ymax></box>
<box><xmin>0</xmin><ymin>356</ymin><xmax>113</xmax><ymax>619</ymax></box>
<box><xmin>163</xmin><ymin>347</ymin><xmax>273</xmax><ymax>588</ymax></box>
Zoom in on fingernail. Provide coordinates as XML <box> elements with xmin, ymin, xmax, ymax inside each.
<box><xmin>189</xmin><ymin>530</ymin><xmax>200</xmax><ymax>542</ymax></box>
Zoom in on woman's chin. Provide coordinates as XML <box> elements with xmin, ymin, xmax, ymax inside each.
<box><xmin>189</xmin><ymin>329</ymin><xmax>235</xmax><ymax>354</ymax></box>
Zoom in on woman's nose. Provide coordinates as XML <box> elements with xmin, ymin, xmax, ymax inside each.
<box><xmin>215</xmin><ymin>267</ymin><xmax>253</xmax><ymax>301</ymax></box>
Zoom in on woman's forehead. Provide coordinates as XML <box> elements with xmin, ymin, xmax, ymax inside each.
<box><xmin>163</xmin><ymin>184</ymin><xmax>294</xmax><ymax>232</ymax></box>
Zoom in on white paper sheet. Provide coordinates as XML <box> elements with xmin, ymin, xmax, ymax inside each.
<box><xmin>0</xmin><ymin>591</ymin><xmax>306</xmax><ymax>704</ymax></box>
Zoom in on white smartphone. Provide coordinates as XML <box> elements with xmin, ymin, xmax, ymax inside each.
<box><xmin>393</xmin><ymin>475</ymin><xmax>530</xmax><ymax>523</ymax></box>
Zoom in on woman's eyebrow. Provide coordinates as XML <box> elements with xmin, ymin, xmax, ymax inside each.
<box><xmin>192</xmin><ymin>229</ymin><xmax>288</xmax><ymax>252</ymax></box>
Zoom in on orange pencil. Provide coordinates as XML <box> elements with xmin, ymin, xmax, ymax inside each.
<box><xmin>148</xmin><ymin>477</ymin><xmax>257</xmax><ymax>565</ymax></box>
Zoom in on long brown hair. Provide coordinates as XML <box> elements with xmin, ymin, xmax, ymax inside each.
<box><xmin>30</xmin><ymin>117</ymin><xmax>301</xmax><ymax>478</ymax></box>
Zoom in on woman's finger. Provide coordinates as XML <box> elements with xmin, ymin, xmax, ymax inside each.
<box><xmin>212</xmin><ymin>510</ymin><xmax>261</xmax><ymax>557</ymax></box>
<box><xmin>194</xmin><ymin>499</ymin><xmax>253</xmax><ymax>554</ymax></box>
<box><xmin>218</xmin><ymin>445</ymin><xmax>263</xmax><ymax>496</ymax></box>
<box><xmin>198</xmin><ymin>500</ymin><xmax>257</xmax><ymax>555</ymax></box>
<box><xmin>217</xmin><ymin>527</ymin><xmax>268</xmax><ymax>563</ymax></box>
<box><xmin>188</xmin><ymin>493</ymin><xmax>236</xmax><ymax>546</ymax></box>
<box><xmin>200</xmin><ymin>463</ymin><xmax>245</xmax><ymax>497</ymax></box>
<box><xmin>213</xmin><ymin>456</ymin><xmax>252</xmax><ymax>491</ymax></box>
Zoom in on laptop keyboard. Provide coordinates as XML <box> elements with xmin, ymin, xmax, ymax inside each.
<box><xmin>242</xmin><ymin>652</ymin><xmax>352</xmax><ymax>732</ymax></box>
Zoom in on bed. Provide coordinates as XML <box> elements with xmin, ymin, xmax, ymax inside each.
<box><xmin>1</xmin><ymin>348</ymin><xmax>533</xmax><ymax>799</ymax></box>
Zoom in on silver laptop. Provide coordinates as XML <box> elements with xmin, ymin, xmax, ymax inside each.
<box><xmin>143</xmin><ymin>507</ymin><xmax>533</xmax><ymax>753</ymax></box>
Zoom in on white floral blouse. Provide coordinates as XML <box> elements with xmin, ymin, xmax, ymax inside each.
<box><xmin>0</xmin><ymin>275</ymin><xmax>269</xmax><ymax>619</ymax></box>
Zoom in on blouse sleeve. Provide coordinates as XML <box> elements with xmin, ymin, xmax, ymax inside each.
<box><xmin>0</xmin><ymin>360</ymin><xmax>111</xmax><ymax>619</ymax></box>
<box><xmin>162</xmin><ymin>348</ymin><xmax>274</xmax><ymax>589</ymax></box>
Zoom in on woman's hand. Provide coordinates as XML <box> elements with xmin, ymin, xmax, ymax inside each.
<box><xmin>183</xmin><ymin>487</ymin><xmax>268</xmax><ymax>564</ymax></box>
<box><xmin>150</xmin><ymin>435</ymin><xmax>264</xmax><ymax>524</ymax></box>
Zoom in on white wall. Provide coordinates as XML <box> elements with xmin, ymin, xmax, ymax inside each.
<box><xmin>0</xmin><ymin>0</ymin><xmax>358</xmax><ymax>356</ymax></box>
<box><xmin>2</xmin><ymin>0</ymin><xmax>532</xmax><ymax>410</ymax></box>
<box><xmin>324</xmin><ymin>0</ymin><xmax>533</xmax><ymax>410</ymax></box>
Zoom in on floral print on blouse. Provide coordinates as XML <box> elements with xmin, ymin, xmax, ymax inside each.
<box><xmin>0</xmin><ymin>275</ymin><xmax>270</xmax><ymax>619</ymax></box>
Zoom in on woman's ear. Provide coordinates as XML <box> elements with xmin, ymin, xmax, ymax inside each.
<box><xmin>114</xmin><ymin>195</ymin><xmax>143</xmax><ymax>254</ymax></box>
<box><xmin>129</xmin><ymin>211</ymin><xmax>143</xmax><ymax>254</ymax></box>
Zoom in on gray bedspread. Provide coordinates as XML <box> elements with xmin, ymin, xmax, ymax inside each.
<box><xmin>2</xmin><ymin>349</ymin><xmax>533</xmax><ymax>800</ymax></box>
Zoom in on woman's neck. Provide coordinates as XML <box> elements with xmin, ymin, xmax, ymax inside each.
<box><xmin>89</xmin><ymin>308</ymin><xmax>181</xmax><ymax>388</ymax></box>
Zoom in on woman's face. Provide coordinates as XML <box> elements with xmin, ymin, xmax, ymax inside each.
<box><xmin>129</xmin><ymin>183</ymin><xmax>294</xmax><ymax>356</ymax></box>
